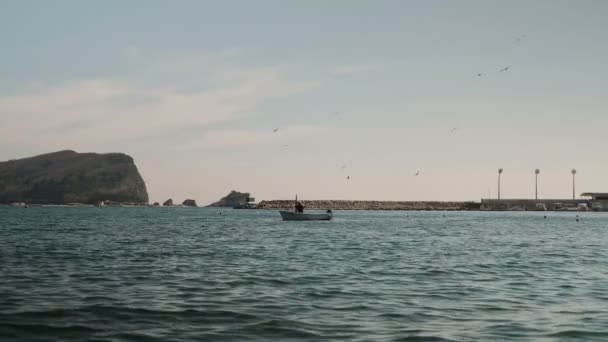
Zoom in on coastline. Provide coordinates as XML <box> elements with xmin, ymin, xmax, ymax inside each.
<box><xmin>3</xmin><ymin>199</ymin><xmax>595</xmax><ymax>212</ymax></box>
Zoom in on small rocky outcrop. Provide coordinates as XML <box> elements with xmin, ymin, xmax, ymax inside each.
<box><xmin>207</xmin><ymin>190</ymin><xmax>251</xmax><ymax>207</ymax></box>
<box><xmin>163</xmin><ymin>199</ymin><xmax>173</xmax><ymax>206</ymax></box>
<box><xmin>182</xmin><ymin>199</ymin><xmax>198</xmax><ymax>207</ymax></box>
<box><xmin>0</xmin><ymin>150</ymin><xmax>148</xmax><ymax>205</ymax></box>
<box><xmin>153</xmin><ymin>202</ymin><xmax>160</xmax><ymax>206</ymax></box>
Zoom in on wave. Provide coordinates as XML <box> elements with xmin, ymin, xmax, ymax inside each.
<box><xmin>230</xmin><ymin>319</ymin><xmax>323</xmax><ymax>339</ymax></box>
<box><xmin>0</xmin><ymin>323</ymin><xmax>100</xmax><ymax>336</ymax></box>
<box><xmin>392</xmin><ymin>336</ymin><xmax>460</xmax><ymax>342</ymax></box>
<box><xmin>0</xmin><ymin>306</ymin><xmax>261</xmax><ymax>324</ymax></box>
<box><xmin>544</xmin><ymin>329</ymin><xmax>608</xmax><ymax>338</ymax></box>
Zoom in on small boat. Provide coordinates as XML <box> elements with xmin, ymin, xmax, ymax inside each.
<box><xmin>279</xmin><ymin>211</ymin><xmax>333</xmax><ymax>221</ymax></box>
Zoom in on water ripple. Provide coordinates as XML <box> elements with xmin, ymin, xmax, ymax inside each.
<box><xmin>2</xmin><ymin>208</ymin><xmax>608</xmax><ymax>341</ymax></box>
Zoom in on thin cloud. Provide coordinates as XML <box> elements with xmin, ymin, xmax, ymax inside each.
<box><xmin>125</xmin><ymin>45</ymin><xmax>140</xmax><ymax>58</ymax></box>
<box><xmin>333</xmin><ymin>64</ymin><xmax>379</xmax><ymax>75</ymax></box>
<box><xmin>0</xmin><ymin>66</ymin><xmax>320</xmax><ymax>148</ymax></box>
<box><xmin>187</xmin><ymin>125</ymin><xmax>332</xmax><ymax>149</ymax></box>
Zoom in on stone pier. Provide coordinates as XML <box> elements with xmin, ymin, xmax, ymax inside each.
<box><xmin>256</xmin><ymin>200</ymin><xmax>481</xmax><ymax>211</ymax></box>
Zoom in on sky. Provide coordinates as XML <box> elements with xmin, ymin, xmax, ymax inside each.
<box><xmin>1</xmin><ymin>0</ymin><xmax>608</xmax><ymax>205</ymax></box>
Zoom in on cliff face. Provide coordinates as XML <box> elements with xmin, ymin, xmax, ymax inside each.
<box><xmin>207</xmin><ymin>190</ymin><xmax>251</xmax><ymax>207</ymax></box>
<box><xmin>0</xmin><ymin>150</ymin><xmax>149</xmax><ymax>204</ymax></box>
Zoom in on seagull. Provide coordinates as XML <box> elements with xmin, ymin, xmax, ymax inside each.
<box><xmin>347</xmin><ymin>176</ymin><xmax>350</xmax><ymax>180</ymax></box>
<box><xmin>477</xmin><ymin>73</ymin><xmax>484</xmax><ymax>77</ymax></box>
<box><xmin>415</xmin><ymin>171</ymin><xmax>421</xmax><ymax>176</ymax></box>
<box><xmin>273</xmin><ymin>128</ymin><xmax>279</xmax><ymax>133</ymax></box>
<box><xmin>451</xmin><ymin>128</ymin><xmax>458</xmax><ymax>133</ymax></box>
<box><xmin>514</xmin><ymin>34</ymin><xmax>527</xmax><ymax>43</ymax></box>
<box><xmin>499</xmin><ymin>65</ymin><xmax>511</xmax><ymax>72</ymax></box>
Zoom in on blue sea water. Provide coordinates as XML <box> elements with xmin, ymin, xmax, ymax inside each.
<box><xmin>1</xmin><ymin>207</ymin><xmax>608</xmax><ymax>341</ymax></box>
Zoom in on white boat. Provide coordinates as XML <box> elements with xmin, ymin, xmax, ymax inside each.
<box><xmin>279</xmin><ymin>211</ymin><xmax>333</xmax><ymax>221</ymax></box>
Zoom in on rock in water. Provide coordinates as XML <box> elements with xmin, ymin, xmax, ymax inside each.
<box><xmin>182</xmin><ymin>199</ymin><xmax>198</xmax><ymax>207</ymax></box>
<box><xmin>0</xmin><ymin>150</ymin><xmax>148</xmax><ymax>205</ymax></box>
<box><xmin>163</xmin><ymin>199</ymin><xmax>173</xmax><ymax>206</ymax></box>
<box><xmin>207</xmin><ymin>190</ymin><xmax>251</xmax><ymax>207</ymax></box>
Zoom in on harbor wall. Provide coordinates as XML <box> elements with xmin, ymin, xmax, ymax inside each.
<box><xmin>480</xmin><ymin>199</ymin><xmax>586</xmax><ymax>211</ymax></box>
<box><xmin>248</xmin><ymin>198</ymin><xmax>608</xmax><ymax>211</ymax></box>
<box><xmin>256</xmin><ymin>200</ymin><xmax>481</xmax><ymax>211</ymax></box>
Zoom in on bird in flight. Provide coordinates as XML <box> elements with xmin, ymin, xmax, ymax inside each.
<box><xmin>347</xmin><ymin>176</ymin><xmax>350</xmax><ymax>180</ymax></box>
<box><xmin>477</xmin><ymin>73</ymin><xmax>484</xmax><ymax>77</ymax></box>
<box><xmin>451</xmin><ymin>128</ymin><xmax>458</xmax><ymax>133</ymax></box>
<box><xmin>273</xmin><ymin>128</ymin><xmax>279</xmax><ymax>133</ymax></box>
<box><xmin>415</xmin><ymin>171</ymin><xmax>421</xmax><ymax>176</ymax></box>
<box><xmin>499</xmin><ymin>65</ymin><xmax>511</xmax><ymax>72</ymax></box>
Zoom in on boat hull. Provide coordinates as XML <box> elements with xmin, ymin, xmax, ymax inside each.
<box><xmin>279</xmin><ymin>211</ymin><xmax>332</xmax><ymax>221</ymax></box>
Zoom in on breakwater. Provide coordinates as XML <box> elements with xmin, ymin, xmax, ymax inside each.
<box><xmin>480</xmin><ymin>199</ymin><xmax>586</xmax><ymax>211</ymax></box>
<box><xmin>256</xmin><ymin>200</ymin><xmax>481</xmax><ymax>211</ymax></box>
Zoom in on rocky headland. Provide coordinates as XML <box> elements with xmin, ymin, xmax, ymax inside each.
<box><xmin>0</xmin><ymin>150</ymin><xmax>148</xmax><ymax>205</ymax></box>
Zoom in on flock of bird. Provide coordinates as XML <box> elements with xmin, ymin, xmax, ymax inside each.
<box><xmin>269</xmin><ymin>34</ymin><xmax>525</xmax><ymax>183</ymax></box>
<box><xmin>476</xmin><ymin>34</ymin><xmax>525</xmax><ymax>77</ymax></box>
<box><xmin>271</xmin><ymin>115</ymin><xmax>442</xmax><ymax>181</ymax></box>
<box><xmin>272</xmin><ymin>122</ymin><xmax>458</xmax><ymax>181</ymax></box>
<box><xmin>477</xmin><ymin>64</ymin><xmax>512</xmax><ymax>77</ymax></box>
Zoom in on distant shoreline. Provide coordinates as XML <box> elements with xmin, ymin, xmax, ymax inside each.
<box><xmin>1</xmin><ymin>198</ymin><xmax>595</xmax><ymax>212</ymax></box>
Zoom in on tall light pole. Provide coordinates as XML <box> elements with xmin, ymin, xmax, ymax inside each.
<box><xmin>498</xmin><ymin>168</ymin><xmax>503</xmax><ymax>200</ymax></box>
<box><xmin>572</xmin><ymin>169</ymin><xmax>577</xmax><ymax>200</ymax></box>
<box><xmin>535</xmin><ymin>169</ymin><xmax>540</xmax><ymax>200</ymax></box>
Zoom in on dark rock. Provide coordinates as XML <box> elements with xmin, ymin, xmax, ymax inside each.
<box><xmin>163</xmin><ymin>199</ymin><xmax>173</xmax><ymax>206</ymax></box>
<box><xmin>0</xmin><ymin>150</ymin><xmax>148</xmax><ymax>205</ymax></box>
<box><xmin>153</xmin><ymin>202</ymin><xmax>160</xmax><ymax>206</ymax></box>
<box><xmin>182</xmin><ymin>199</ymin><xmax>197</xmax><ymax>207</ymax></box>
<box><xmin>207</xmin><ymin>190</ymin><xmax>251</xmax><ymax>207</ymax></box>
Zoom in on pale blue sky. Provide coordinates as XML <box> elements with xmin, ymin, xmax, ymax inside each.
<box><xmin>1</xmin><ymin>1</ymin><xmax>607</xmax><ymax>204</ymax></box>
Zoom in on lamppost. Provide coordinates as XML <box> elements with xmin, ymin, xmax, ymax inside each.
<box><xmin>498</xmin><ymin>168</ymin><xmax>503</xmax><ymax>200</ymax></box>
<box><xmin>571</xmin><ymin>169</ymin><xmax>577</xmax><ymax>200</ymax></box>
<box><xmin>535</xmin><ymin>169</ymin><xmax>540</xmax><ymax>200</ymax></box>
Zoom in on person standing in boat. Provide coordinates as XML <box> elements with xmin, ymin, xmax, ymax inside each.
<box><xmin>295</xmin><ymin>201</ymin><xmax>304</xmax><ymax>213</ymax></box>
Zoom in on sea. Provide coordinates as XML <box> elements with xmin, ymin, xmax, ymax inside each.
<box><xmin>1</xmin><ymin>207</ymin><xmax>607</xmax><ymax>341</ymax></box>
